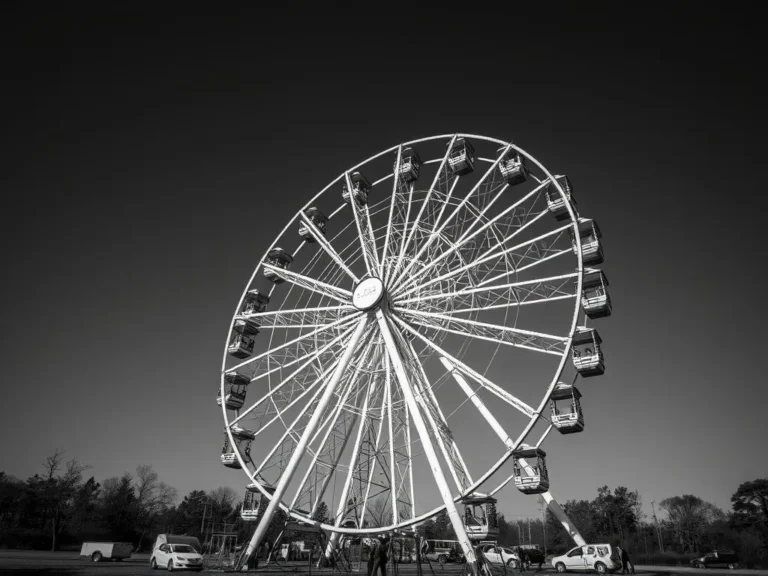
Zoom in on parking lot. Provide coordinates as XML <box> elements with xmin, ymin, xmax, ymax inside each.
<box><xmin>2</xmin><ymin>552</ymin><xmax>768</xmax><ymax>576</ymax></box>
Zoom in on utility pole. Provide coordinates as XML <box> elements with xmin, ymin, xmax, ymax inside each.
<box><xmin>651</xmin><ymin>501</ymin><xmax>664</xmax><ymax>553</ymax></box>
<box><xmin>528</xmin><ymin>518</ymin><xmax>532</xmax><ymax>546</ymax></box>
<box><xmin>201</xmin><ymin>501</ymin><xmax>208</xmax><ymax>534</ymax></box>
<box><xmin>643</xmin><ymin>526</ymin><xmax>649</xmax><ymax>562</ymax></box>
<box><xmin>539</xmin><ymin>496</ymin><xmax>548</xmax><ymax>558</ymax></box>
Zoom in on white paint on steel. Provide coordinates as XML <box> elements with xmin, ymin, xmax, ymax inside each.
<box><xmin>376</xmin><ymin>309</ymin><xmax>479</xmax><ymax>576</ymax></box>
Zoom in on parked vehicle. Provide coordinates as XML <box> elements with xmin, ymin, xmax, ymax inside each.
<box><xmin>552</xmin><ymin>544</ymin><xmax>621</xmax><ymax>574</ymax></box>
<box><xmin>423</xmin><ymin>539</ymin><xmax>461</xmax><ymax>564</ymax></box>
<box><xmin>79</xmin><ymin>542</ymin><xmax>132</xmax><ymax>562</ymax></box>
<box><xmin>153</xmin><ymin>534</ymin><xmax>202</xmax><ymax>553</ymax></box>
<box><xmin>690</xmin><ymin>551</ymin><xmax>740</xmax><ymax>569</ymax></box>
<box><xmin>150</xmin><ymin>543</ymin><xmax>204</xmax><ymax>571</ymax></box>
<box><xmin>481</xmin><ymin>544</ymin><xmax>520</xmax><ymax>568</ymax></box>
<box><xmin>518</xmin><ymin>544</ymin><xmax>546</xmax><ymax>567</ymax></box>
<box><xmin>449</xmin><ymin>547</ymin><xmax>466</xmax><ymax>564</ymax></box>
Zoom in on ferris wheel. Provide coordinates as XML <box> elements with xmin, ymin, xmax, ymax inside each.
<box><xmin>217</xmin><ymin>134</ymin><xmax>611</xmax><ymax>570</ymax></box>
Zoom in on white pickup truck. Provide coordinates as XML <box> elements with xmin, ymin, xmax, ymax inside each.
<box><xmin>80</xmin><ymin>541</ymin><xmax>133</xmax><ymax>562</ymax></box>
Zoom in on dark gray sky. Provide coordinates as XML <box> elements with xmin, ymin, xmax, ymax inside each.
<box><xmin>1</xmin><ymin>5</ymin><xmax>764</xmax><ymax>523</ymax></box>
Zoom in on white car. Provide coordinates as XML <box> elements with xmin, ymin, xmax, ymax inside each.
<box><xmin>150</xmin><ymin>543</ymin><xmax>204</xmax><ymax>571</ymax></box>
<box><xmin>552</xmin><ymin>544</ymin><xmax>621</xmax><ymax>574</ymax></box>
<box><xmin>481</xmin><ymin>544</ymin><xmax>520</xmax><ymax>569</ymax></box>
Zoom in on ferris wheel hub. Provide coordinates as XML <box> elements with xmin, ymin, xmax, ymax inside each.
<box><xmin>352</xmin><ymin>276</ymin><xmax>385</xmax><ymax>311</ymax></box>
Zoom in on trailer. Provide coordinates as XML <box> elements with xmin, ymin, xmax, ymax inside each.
<box><xmin>80</xmin><ymin>541</ymin><xmax>133</xmax><ymax>562</ymax></box>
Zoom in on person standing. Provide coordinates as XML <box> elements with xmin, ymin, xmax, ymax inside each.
<box><xmin>518</xmin><ymin>548</ymin><xmax>527</xmax><ymax>573</ymax></box>
<box><xmin>475</xmin><ymin>545</ymin><xmax>491</xmax><ymax>576</ymax></box>
<box><xmin>621</xmin><ymin>546</ymin><xmax>634</xmax><ymax>575</ymax></box>
<box><xmin>371</xmin><ymin>536</ymin><xmax>389</xmax><ymax>576</ymax></box>
<box><xmin>368</xmin><ymin>538</ymin><xmax>379</xmax><ymax>576</ymax></box>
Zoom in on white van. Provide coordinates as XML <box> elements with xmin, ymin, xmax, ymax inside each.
<box><xmin>552</xmin><ymin>544</ymin><xmax>621</xmax><ymax>573</ymax></box>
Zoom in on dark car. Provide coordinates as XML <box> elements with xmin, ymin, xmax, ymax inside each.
<box><xmin>449</xmin><ymin>548</ymin><xmax>466</xmax><ymax>564</ymax></box>
<box><xmin>690</xmin><ymin>551</ymin><xmax>739</xmax><ymax>569</ymax></box>
<box><xmin>519</xmin><ymin>545</ymin><xmax>546</xmax><ymax>566</ymax></box>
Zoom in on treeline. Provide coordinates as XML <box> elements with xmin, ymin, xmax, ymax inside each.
<box><xmin>0</xmin><ymin>451</ymin><xmax>256</xmax><ymax>552</ymax></box>
<box><xmin>2</xmin><ymin>452</ymin><xmax>766</xmax><ymax>568</ymax></box>
<box><xmin>415</xmin><ymin>483</ymin><xmax>768</xmax><ymax>568</ymax></box>
<box><xmin>546</xmin><ymin>482</ymin><xmax>768</xmax><ymax>568</ymax></box>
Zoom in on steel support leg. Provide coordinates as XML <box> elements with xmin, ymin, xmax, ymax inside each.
<box><xmin>377</xmin><ymin>310</ymin><xmax>479</xmax><ymax>576</ymax></box>
<box><xmin>238</xmin><ymin>317</ymin><xmax>369</xmax><ymax>569</ymax></box>
<box><xmin>440</xmin><ymin>357</ymin><xmax>586</xmax><ymax>548</ymax></box>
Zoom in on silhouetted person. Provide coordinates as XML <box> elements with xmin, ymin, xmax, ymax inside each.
<box><xmin>371</xmin><ymin>536</ymin><xmax>389</xmax><ymax>576</ymax></box>
<box><xmin>621</xmin><ymin>547</ymin><xmax>634</xmax><ymax>575</ymax></box>
<box><xmin>252</xmin><ymin>542</ymin><xmax>262</xmax><ymax>569</ymax></box>
<box><xmin>518</xmin><ymin>548</ymin><xmax>527</xmax><ymax>573</ymax></box>
<box><xmin>367</xmin><ymin>539</ymin><xmax>378</xmax><ymax>576</ymax></box>
<box><xmin>475</xmin><ymin>546</ymin><xmax>491</xmax><ymax>576</ymax></box>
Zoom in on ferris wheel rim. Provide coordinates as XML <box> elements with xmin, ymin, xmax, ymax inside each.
<box><xmin>219</xmin><ymin>132</ymin><xmax>587</xmax><ymax>533</ymax></box>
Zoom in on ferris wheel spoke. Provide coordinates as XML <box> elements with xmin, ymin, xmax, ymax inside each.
<box><xmin>396</xmin><ymin>217</ymin><xmax>571</xmax><ymax>300</ymax></box>
<box><xmin>396</xmin><ymin>182</ymin><xmax>549</xmax><ymax>296</ymax></box>
<box><xmin>252</xmin><ymin>357</ymin><xmax>342</xmax><ymax>476</ymax></box>
<box><xmin>375</xmin><ymin>309</ymin><xmax>479</xmax><ymax>565</ymax></box>
<box><xmin>299</xmin><ymin>212</ymin><xmax>359</xmax><ymax>284</ymax></box>
<box><xmin>396</xmin><ymin>273</ymin><xmax>579</xmax><ymax>314</ymax></box>
<box><xmin>231</xmin><ymin>323</ymin><xmax>359</xmax><ymax>431</ymax></box>
<box><xmin>401</xmin><ymin>401</ymin><xmax>416</xmax><ymax>518</ymax></box>
<box><xmin>429</xmin><ymin>176</ymin><xmax>460</xmax><ymax>234</ymax></box>
<box><xmin>244</xmin><ymin>315</ymin><xmax>370</xmax><ymax>553</ymax></box>
<box><xmin>390</xmin><ymin>134</ymin><xmax>458</xmax><ymax>283</ymax></box>
<box><xmin>388</xmin><ymin>182</ymin><xmax>415</xmax><ymax>284</ymax></box>
<box><xmin>397</xmin><ymin>308</ymin><xmax>568</xmax><ymax>356</ymax></box>
<box><xmin>239</xmin><ymin>304</ymin><xmax>356</xmax><ymax>329</ymax></box>
<box><xmin>470</xmin><ymin>230</ymin><xmax>574</xmax><ymax>292</ymax></box>
<box><xmin>383</xmin><ymin>312</ymin><xmax>472</xmax><ymax>495</ymax></box>
<box><xmin>345</xmin><ymin>172</ymin><xmax>380</xmax><ymax>276</ymax></box>
<box><xmin>307</xmin><ymin>395</ymin><xmax>366</xmax><ymax>518</ymax></box>
<box><xmin>404</xmin><ymin>204</ymin><xmax>551</xmax><ymax>297</ymax></box>
<box><xmin>450</xmin><ymin>171</ymin><xmax>543</xmax><ymax>246</ymax></box>
<box><xmin>474</xmin><ymin>248</ymin><xmax>572</xmax><ymax>290</ymax></box>
<box><xmin>439</xmin><ymin>357</ymin><xmax>516</xmax><ymax>450</ymax></box>
<box><xmin>385</xmin><ymin>354</ymin><xmax>399</xmax><ymax>524</ymax></box>
<box><xmin>239</xmin><ymin>323</ymin><xmax>357</xmax><ymax>401</ymax></box>
<box><xmin>251</xmin><ymin>361</ymin><xmax>350</xmax><ymax>446</ymax></box>
<box><xmin>391</xmin><ymin>315</ymin><xmax>537</xmax><ymax>418</ymax></box>
<box><xmin>323</xmin><ymin>367</ymin><xmax>385</xmax><ymax>557</ymax></box>
<box><xmin>262</xmin><ymin>264</ymin><xmax>353</xmax><ymax>304</ymax></box>
<box><xmin>404</xmin><ymin>338</ymin><xmax>474</xmax><ymax>494</ymax></box>
<box><xmin>227</xmin><ymin>313</ymin><xmax>360</xmax><ymax>373</ymax></box>
<box><xmin>357</xmin><ymin>379</ymin><xmax>391</xmax><ymax>526</ymax></box>
<box><xmin>391</xmin><ymin>145</ymin><xmax>511</xmax><ymax>291</ymax></box>
<box><xmin>394</xmin><ymin>206</ymin><xmax>552</xmax><ymax>299</ymax></box>
<box><xmin>454</xmin><ymin>177</ymin><xmax>547</xmax><ymax>249</ymax></box>
<box><xmin>288</xmin><ymin>339</ymin><xmax>376</xmax><ymax>511</ymax></box>
<box><xmin>380</xmin><ymin>145</ymin><xmax>404</xmax><ymax>280</ymax></box>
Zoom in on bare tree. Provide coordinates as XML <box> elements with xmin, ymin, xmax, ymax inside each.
<box><xmin>660</xmin><ymin>495</ymin><xmax>724</xmax><ymax>553</ymax></box>
<box><xmin>38</xmin><ymin>450</ymin><xmax>90</xmax><ymax>551</ymax></box>
<box><xmin>133</xmin><ymin>465</ymin><xmax>177</xmax><ymax>551</ymax></box>
<box><xmin>207</xmin><ymin>487</ymin><xmax>239</xmax><ymax>528</ymax></box>
<box><xmin>365</xmin><ymin>496</ymin><xmax>391</xmax><ymax>528</ymax></box>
